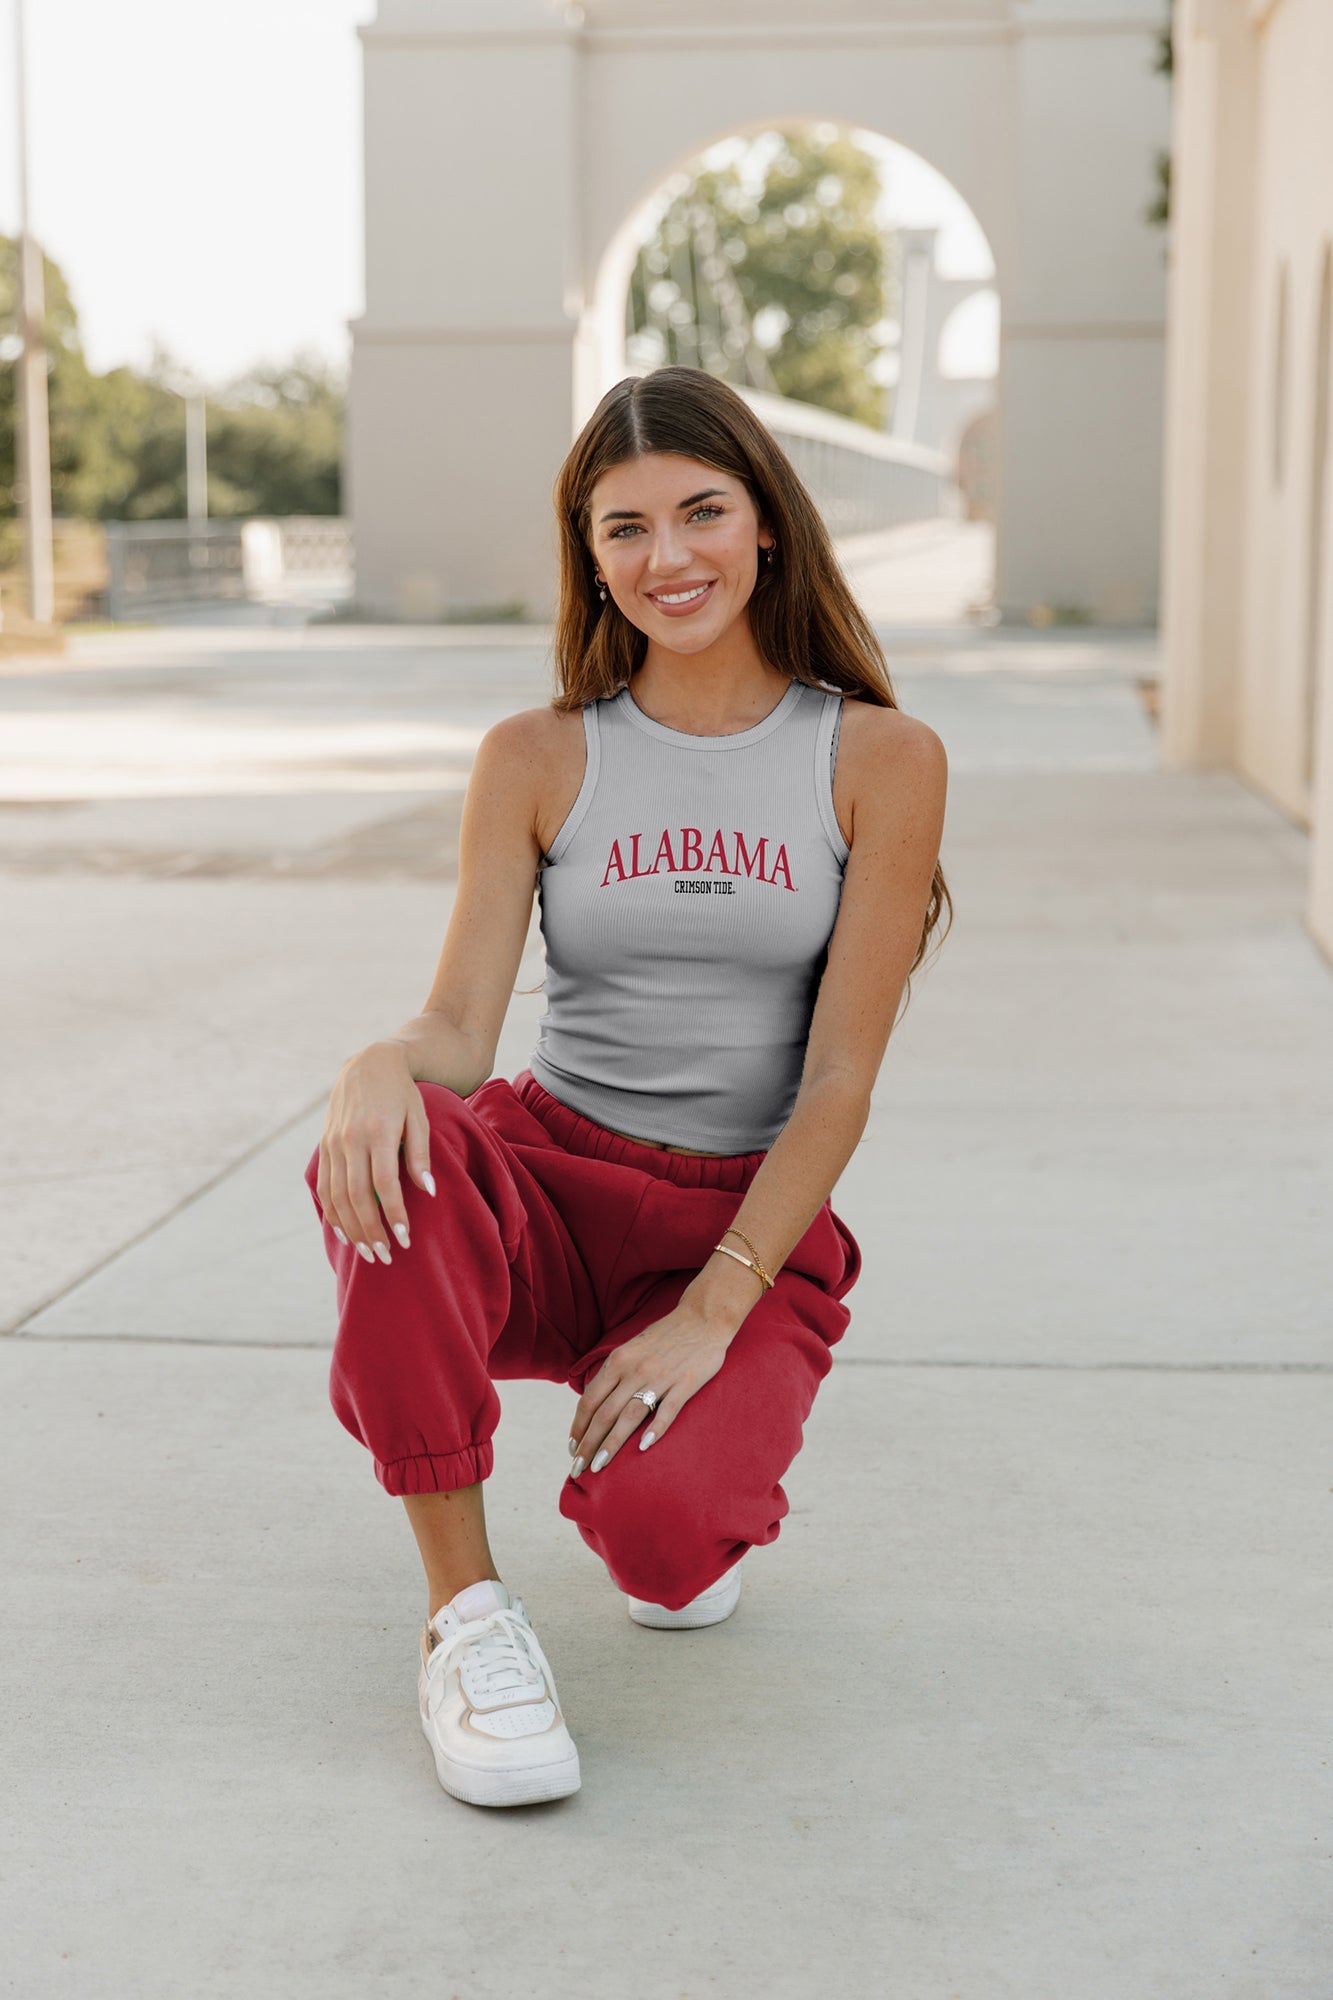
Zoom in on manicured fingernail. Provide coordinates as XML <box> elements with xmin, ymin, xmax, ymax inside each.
<box><xmin>591</xmin><ymin>1449</ymin><xmax>609</xmax><ymax>1473</ymax></box>
<box><xmin>373</xmin><ymin>1242</ymin><xmax>392</xmax><ymax>1265</ymax></box>
<box><xmin>568</xmin><ymin>1437</ymin><xmax>578</xmax><ymax>1456</ymax></box>
<box><xmin>569</xmin><ymin>1457</ymin><xmax>585</xmax><ymax>1479</ymax></box>
<box><xmin>422</xmin><ymin>1171</ymin><xmax>437</xmax><ymax>1196</ymax></box>
<box><xmin>639</xmin><ymin>1431</ymin><xmax>656</xmax><ymax>1451</ymax></box>
<box><xmin>392</xmin><ymin>1222</ymin><xmax>410</xmax><ymax>1248</ymax></box>
<box><xmin>333</xmin><ymin>1227</ymin><xmax>348</xmax><ymax>1245</ymax></box>
<box><xmin>356</xmin><ymin>1242</ymin><xmax>375</xmax><ymax>1264</ymax></box>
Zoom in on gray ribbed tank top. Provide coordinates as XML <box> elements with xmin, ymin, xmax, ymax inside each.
<box><xmin>527</xmin><ymin>675</ymin><xmax>849</xmax><ymax>1152</ymax></box>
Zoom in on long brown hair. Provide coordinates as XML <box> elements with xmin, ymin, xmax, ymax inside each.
<box><xmin>549</xmin><ymin>365</ymin><xmax>951</xmax><ymax>988</ymax></box>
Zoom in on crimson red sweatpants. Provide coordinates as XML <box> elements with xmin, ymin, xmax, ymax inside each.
<box><xmin>303</xmin><ymin>1068</ymin><xmax>862</xmax><ymax>1611</ymax></box>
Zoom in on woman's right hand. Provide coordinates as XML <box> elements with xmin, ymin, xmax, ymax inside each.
<box><xmin>314</xmin><ymin>1041</ymin><xmax>436</xmax><ymax>1265</ymax></box>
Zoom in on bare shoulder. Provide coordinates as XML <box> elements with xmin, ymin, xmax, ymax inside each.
<box><xmin>470</xmin><ymin>704</ymin><xmax>587</xmax><ymax>858</ymax></box>
<box><xmin>474</xmin><ymin>704</ymin><xmax>577</xmax><ymax>761</ymax></box>
<box><xmin>831</xmin><ymin>695</ymin><xmax>947</xmax><ymax>850</ymax></box>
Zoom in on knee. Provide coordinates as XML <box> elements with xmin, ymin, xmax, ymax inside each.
<box><xmin>415</xmin><ymin>1080</ymin><xmax>508</xmax><ymax>1185</ymax></box>
<box><xmin>303</xmin><ymin>1140</ymin><xmax>339</xmax><ymax>1253</ymax></box>
<box><xmin>567</xmin><ymin>1449</ymin><xmax>754</xmax><ymax>1607</ymax></box>
<box><xmin>412</xmin><ymin>1081</ymin><xmax>525</xmax><ymax>1237</ymax></box>
<box><xmin>415</xmin><ymin>1078</ymin><xmax>477</xmax><ymax>1148</ymax></box>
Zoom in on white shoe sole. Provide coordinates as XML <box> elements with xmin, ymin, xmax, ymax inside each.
<box><xmin>419</xmin><ymin>1710</ymin><xmax>582</xmax><ymax>1807</ymax></box>
<box><xmin>627</xmin><ymin>1562</ymin><xmax>744</xmax><ymax>1629</ymax></box>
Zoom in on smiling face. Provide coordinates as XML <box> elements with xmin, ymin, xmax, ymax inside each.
<box><xmin>587</xmin><ymin>453</ymin><xmax>775</xmax><ymax>653</ymax></box>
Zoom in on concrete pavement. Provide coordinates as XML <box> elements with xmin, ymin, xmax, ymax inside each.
<box><xmin>2</xmin><ymin>621</ymin><xmax>1331</xmax><ymax>1999</ymax></box>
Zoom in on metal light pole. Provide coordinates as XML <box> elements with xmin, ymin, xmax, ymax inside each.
<box><xmin>13</xmin><ymin>0</ymin><xmax>55</xmax><ymax>624</ymax></box>
<box><xmin>185</xmin><ymin>392</ymin><xmax>208</xmax><ymax>520</ymax></box>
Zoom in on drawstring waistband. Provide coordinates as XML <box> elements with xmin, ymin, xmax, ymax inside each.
<box><xmin>510</xmin><ymin>1070</ymin><xmax>767</xmax><ymax>1193</ymax></box>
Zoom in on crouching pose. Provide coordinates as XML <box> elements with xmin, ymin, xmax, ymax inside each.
<box><xmin>304</xmin><ymin>365</ymin><xmax>950</xmax><ymax>1808</ymax></box>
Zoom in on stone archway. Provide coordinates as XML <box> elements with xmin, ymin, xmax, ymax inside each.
<box><xmin>349</xmin><ymin>1</ymin><xmax>1169</xmax><ymax>626</ymax></box>
<box><xmin>584</xmin><ymin>119</ymin><xmax>1001</xmax><ymax>618</ymax></box>
<box><xmin>583</xmin><ymin>123</ymin><xmax>997</xmax><ymax>445</ymax></box>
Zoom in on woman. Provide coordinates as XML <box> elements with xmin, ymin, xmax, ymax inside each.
<box><xmin>303</xmin><ymin>365</ymin><xmax>951</xmax><ymax>1810</ymax></box>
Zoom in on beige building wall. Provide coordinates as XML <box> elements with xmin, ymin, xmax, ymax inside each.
<box><xmin>1161</xmin><ymin>0</ymin><xmax>1333</xmax><ymax>957</ymax></box>
<box><xmin>351</xmin><ymin>0</ymin><xmax>1170</xmax><ymax>629</ymax></box>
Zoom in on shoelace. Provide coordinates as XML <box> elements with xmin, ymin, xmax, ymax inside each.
<box><xmin>428</xmin><ymin>1605</ymin><xmax>555</xmax><ymax>1704</ymax></box>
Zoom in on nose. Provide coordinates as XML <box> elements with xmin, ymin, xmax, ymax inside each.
<box><xmin>645</xmin><ymin>526</ymin><xmax>693</xmax><ymax>574</ymax></box>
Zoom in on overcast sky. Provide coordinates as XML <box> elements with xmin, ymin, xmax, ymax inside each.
<box><xmin>0</xmin><ymin>0</ymin><xmax>995</xmax><ymax>387</ymax></box>
<box><xmin>0</xmin><ymin>0</ymin><xmax>375</xmax><ymax>382</ymax></box>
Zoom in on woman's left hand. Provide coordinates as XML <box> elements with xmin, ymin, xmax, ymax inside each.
<box><xmin>567</xmin><ymin>1304</ymin><xmax>733</xmax><ymax>1476</ymax></box>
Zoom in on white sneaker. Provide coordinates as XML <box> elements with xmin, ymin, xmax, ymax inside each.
<box><xmin>626</xmin><ymin>1559</ymin><xmax>744</xmax><ymax>1630</ymax></box>
<box><xmin>417</xmin><ymin>1578</ymin><xmax>581</xmax><ymax>1806</ymax></box>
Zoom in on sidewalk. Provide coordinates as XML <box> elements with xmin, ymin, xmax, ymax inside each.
<box><xmin>3</xmin><ymin>624</ymin><xmax>1330</xmax><ymax>1999</ymax></box>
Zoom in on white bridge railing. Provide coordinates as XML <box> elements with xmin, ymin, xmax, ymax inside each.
<box><xmin>104</xmin><ymin>517</ymin><xmax>353</xmax><ymax>620</ymax></box>
<box><xmin>735</xmin><ymin>387</ymin><xmax>954</xmax><ymax>536</ymax></box>
<box><xmin>100</xmin><ymin>393</ymin><xmax>951</xmax><ymax>618</ymax></box>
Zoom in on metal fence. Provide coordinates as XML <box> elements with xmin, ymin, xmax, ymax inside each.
<box><xmin>104</xmin><ymin>517</ymin><xmax>353</xmax><ymax>620</ymax></box>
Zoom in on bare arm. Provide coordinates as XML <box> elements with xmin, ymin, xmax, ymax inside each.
<box><xmin>678</xmin><ymin>707</ymin><xmax>949</xmax><ymax>1332</ymax></box>
<box><xmin>314</xmin><ymin>709</ymin><xmax>551</xmax><ymax>1259</ymax></box>
<box><xmin>371</xmin><ymin>709</ymin><xmax>551</xmax><ymax>1090</ymax></box>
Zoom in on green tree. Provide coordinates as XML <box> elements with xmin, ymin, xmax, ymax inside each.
<box><xmin>0</xmin><ymin>234</ymin><xmax>122</xmax><ymax>525</ymax></box>
<box><xmin>1</xmin><ymin>234</ymin><xmax>344</xmax><ymax>522</ymax></box>
<box><xmin>627</xmin><ymin>127</ymin><xmax>897</xmax><ymax>428</ymax></box>
<box><xmin>200</xmin><ymin>355</ymin><xmax>343</xmax><ymax>517</ymax></box>
<box><xmin>66</xmin><ymin>344</ymin><xmax>193</xmax><ymax>521</ymax></box>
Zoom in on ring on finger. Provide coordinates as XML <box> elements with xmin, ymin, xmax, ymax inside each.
<box><xmin>629</xmin><ymin>1388</ymin><xmax>659</xmax><ymax>1412</ymax></box>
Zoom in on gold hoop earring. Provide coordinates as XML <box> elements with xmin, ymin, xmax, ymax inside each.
<box><xmin>764</xmin><ymin>545</ymin><xmax>776</xmax><ymax>566</ymax></box>
<box><xmin>595</xmin><ymin>576</ymin><xmax>608</xmax><ymax>601</ymax></box>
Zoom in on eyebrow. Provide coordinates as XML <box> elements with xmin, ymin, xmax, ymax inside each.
<box><xmin>597</xmin><ymin>487</ymin><xmax>729</xmax><ymax>525</ymax></box>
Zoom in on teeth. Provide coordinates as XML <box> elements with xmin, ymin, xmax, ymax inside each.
<box><xmin>654</xmin><ymin>584</ymin><xmax>710</xmax><ymax>605</ymax></box>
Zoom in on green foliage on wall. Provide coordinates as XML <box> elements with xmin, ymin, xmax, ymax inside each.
<box><xmin>1147</xmin><ymin>0</ymin><xmax>1173</xmax><ymax>230</ymax></box>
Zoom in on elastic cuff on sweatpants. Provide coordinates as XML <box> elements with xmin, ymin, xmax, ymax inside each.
<box><xmin>376</xmin><ymin>1440</ymin><xmax>495</xmax><ymax>1496</ymax></box>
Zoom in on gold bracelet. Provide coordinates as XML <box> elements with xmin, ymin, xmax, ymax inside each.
<box><xmin>711</xmin><ymin>1242</ymin><xmax>772</xmax><ymax>1293</ymax></box>
<box><xmin>711</xmin><ymin>1227</ymin><xmax>775</xmax><ymax>1294</ymax></box>
<box><xmin>723</xmin><ymin>1225</ymin><xmax>768</xmax><ymax>1273</ymax></box>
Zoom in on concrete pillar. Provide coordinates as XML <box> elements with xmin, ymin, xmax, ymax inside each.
<box><xmin>1157</xmin><ymin>0</ymin><xmax>1257</xmax><ymax>769</ymax></box>
<box><xmin>350</xmin><ymin>1</ymin><xmax>583</xmax><ymax>620</ymax></box>
<box><xmin>996</xmin><ymin>2</ymin><xmax>1172</xmax><ymax>626</ymax></box>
